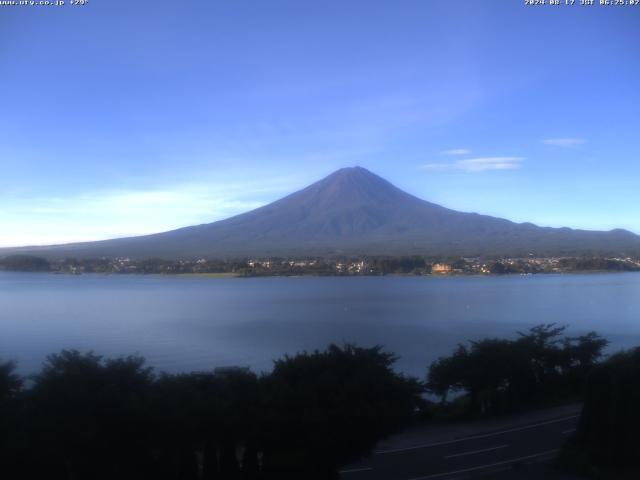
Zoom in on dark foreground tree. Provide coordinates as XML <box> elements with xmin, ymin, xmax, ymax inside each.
<box><xmin>0</xmin><ymin>344</ymin><xmax>422</xmax><ymax>479</ymax></box>
<box><xmin>149</xmin><ymin>369</ymin><xmax>262</xmax><ymax>480</ymax></box>
<box><xmin>427</xmin><ymin>325</ymin><xmax>608</xmax><ymax>416</ymax></box>
<box><xmin>24</xmin><ymin>350</ymin><xmax>155</xmax><ymax>479</ymax></box>
<box><xmin>260</xmin><ymin>344</ymin><xmax>424</xmax><ymax>479</ymax></box>
<box><xmin>560</xmin><ymin>347</ymin><xmax>640</xmax><ymax>479</ymax></box>
<box><xmin>0</xmin><ymin>360</ymin><xmax>21</xmax><ymax>401</ymax></box>
<box><xmin>0</xmin><ymin>360</ymin><xmax>22</xmax><ymax>470</ymax></box>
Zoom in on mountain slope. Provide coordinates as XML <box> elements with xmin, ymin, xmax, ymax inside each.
<box><xmin>2</xmin><ymin>167</ymin><xmax>640</xmax><ymax>259</ymax></box>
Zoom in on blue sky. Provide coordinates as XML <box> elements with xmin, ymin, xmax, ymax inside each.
<box><xmin>1</xmin><ymin>0</ymin><xmax>639</xmax><ymax>246</ymax></box>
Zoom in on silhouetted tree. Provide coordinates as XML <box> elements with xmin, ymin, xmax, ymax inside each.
<box><xmin>26</xmin><ymin>350</ymin><xmax>155</xmax><ymax>479</ymax></box>
<box><xmin>427</xmin><ymin>345</ymin><xmax>468</xmax><ymax>403</ymax></box>
<box><xmin>0</xmin><ymin>360</ymin><xmax>21</xmax><ymax>400</ymax></box>
<box><xmin>149</xmin><ymin>369</ymin><xmax>261</xmax><ymax>480</ymax></box>
<box><xmin>0</xmin><ymin>360</ymin><xmax>23</xmax><ymax>472</ymax></box>
<box><xmin>260</xmin><ymin>344</ymin><xmax>423</xmax><ymax>479</ymax></box>
<box><xmin>428</xmin><ymin>339</ymin><xmax>531</xmax><ymax>415</ymax></box>
<box><xmin>562</xmin><ymin>347</ymin><xmax>640</xmax><ymax>478</ymax></box>
<box><xmin>428</xmin><ymin>325</ymin><xmax>608</xmax><ymax>416</ymax></box>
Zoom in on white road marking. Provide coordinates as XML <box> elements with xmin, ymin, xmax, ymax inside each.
<box><xmin>376</xmin><ymin>415</ymin><xmax>579</xmax><ymax>454</ymax></box>
<box><xmin>405</xmin><ymin>449</ymin><xmax>559</xmax><ymax>480</ymax></box>
<box><xmin>444</xmin><ymin>444</ymin><xmax>508</xmax><ymax>459</ymax></box>
<box><xmin>562</xmin><ymin>428</ymin><xmax>576</xmax><ymax>435</ymax></box>
<box><xmin>339</xmin><ymin>466</ymin><xmax>373</xmax><ymax>474</ymax></box>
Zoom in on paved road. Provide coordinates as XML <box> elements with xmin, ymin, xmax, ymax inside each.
<box><xmin>340</xmin><ymin>411</ymin><xmax>579</xmax><ymax>480</ymax></box>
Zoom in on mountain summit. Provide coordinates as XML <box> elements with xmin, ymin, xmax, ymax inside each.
<box><xmin>3</xmin><ymin>167</ymin><xmax>640</xmax><ymax>259</ymax></box>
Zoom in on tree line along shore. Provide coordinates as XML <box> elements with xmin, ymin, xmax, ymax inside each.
<box><xmin>0</xmin><ymin>324</ymin><xmax>637</xmax><ymax>479</ymax></box>
<box><xmin>1</xmin><ymin>254</ymin><xmax>639</xmax><ymax>276</ymax></box>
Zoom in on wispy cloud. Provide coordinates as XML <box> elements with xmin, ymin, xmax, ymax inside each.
<box><xmin>439</xmin><ymin>148</ymin><xmax>471</xmax><ymax>156</ymax></box>
<box><xmin>0</xmin><ymin>178</ymin><xmax>298</xmax><ymax>247</ymax></box>
<box><xmin>541</xmin><ymin>138</ymin><xmax>586</xmax><ymax>147</ymax></box>
<box><xmin>421</xmin><ymin>156</ymin><xmax>524</xmax><ymax>173</ymax></box>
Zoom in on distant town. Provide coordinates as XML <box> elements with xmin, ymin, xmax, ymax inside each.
<box><xmin>1</xmin><ymin>254</ymin><xmax>640</xmax><ymax>276</ymax></box>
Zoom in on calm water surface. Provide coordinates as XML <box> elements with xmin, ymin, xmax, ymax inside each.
<box><xmin>1</xmin><ymin>272</ymin><xmax>639</xmax><ymax>377</ymax></box>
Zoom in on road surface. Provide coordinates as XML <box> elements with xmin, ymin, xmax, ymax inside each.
<box><xmin>340</xmin><ymin>405</ymin><xmax>581</xmax><ymax>480</ymax></box>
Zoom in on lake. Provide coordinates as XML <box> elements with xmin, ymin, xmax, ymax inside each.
<box><xmin>1</xmin><ymin>272</ymin><xmax>639</xmax><ymax>378</ymax></box>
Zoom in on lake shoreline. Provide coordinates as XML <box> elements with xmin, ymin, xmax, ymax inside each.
<box><xmin>3</xmin><ymin>269</ymin><xmax>638</xmax><ymax>279</ymax></box>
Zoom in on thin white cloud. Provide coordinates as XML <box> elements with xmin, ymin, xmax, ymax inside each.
<box><xmin>0</xmin><ymin>181</ymin><xmax>283</xmax><ymax>247</ymax></box>
<box><xmin>541</xmin><ymin>138</ymin><xmax>586</xmax><ymax>147</ymax></box>
<box><xmin>421</xmin><ymin>156</ymin><xmax>524</xmax><ymax>173</ymax></box>
<box><xmin>0</xmin><ymin>162</ymin><xmax>349</xmax><ymax>247</ymax></box>
<box><xmin>439</xmin><ymin>148</ymin><xmax>471</xmax><ymax>156</ymax></box>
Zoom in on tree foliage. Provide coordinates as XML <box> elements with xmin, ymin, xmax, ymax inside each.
<box><xmin>563</xmin><ymin>347</ymin><xmax>640</xmax><ymax>477</ymax></box>
<box><xmin>0</xmin><ymin>344</ymin><xmax>422</xmax><ymax>479</ymax></box>
<box><xmin>427</xmin><ymin>324</ymin><xmax>608</xmax><ymax>416</ymax></box>
<box><xmin>0</xmin><ymin>255</ymin><xmax>50</xmax><ymax>272</ymax></box>
<box><xmin>261</xmin><ymin>345</ymin><xmax>423</xmax><ymax>478</ymax></box>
